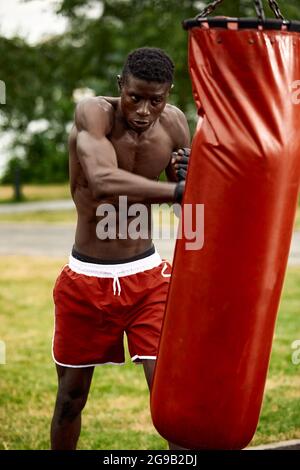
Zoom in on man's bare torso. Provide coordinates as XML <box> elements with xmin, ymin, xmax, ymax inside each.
<box><xmin>69</xmin><ymin>96</ymin><xmax>184</xmax><ymax>261</ymax></box>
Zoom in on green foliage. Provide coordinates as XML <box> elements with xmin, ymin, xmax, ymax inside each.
<box><xmin>0</xmin><ymin>0</ymin><xmax>299</xmax><ymax>183</ymax></box>
<box><xmin>2</xmin><ymin>136</ymin><xmax>68</xmax><ymax>184</ymax></box>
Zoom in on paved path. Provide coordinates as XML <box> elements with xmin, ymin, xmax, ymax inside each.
<box><xmin>249</xmin><ymin>439</ymin><xmax>300</xmax><ymax>450</ymax></box>
<box><xmin>289</xmin><ymin>231</ymin><xmax>300</xmax><ymax>265</ymax></box>
<box><xmin>0</xmin><ymin>223</ymin><xmax>177</xmax><ymax>261</ymax></box>
<box><xmin>0</xmin><ymin>222</ymin><xmax>299</xmax><ymax>264</ymax></box>
<box><xmin>0</xmin><ymin>199</ymin><xmax>75</xmax><ymax>214</ymax></box>
<box><xmin>0</xmin><ymin>200</ymin><xmax>299</xmax><ymax>263</ymax></box>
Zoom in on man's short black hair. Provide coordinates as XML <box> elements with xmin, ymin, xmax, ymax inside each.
<box><xmin>122</xmin><ymin>47</ymin><xmax>174</xmax><ymax>84</ymax></box>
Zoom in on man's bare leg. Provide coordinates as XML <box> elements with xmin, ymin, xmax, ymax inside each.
<box><xmin>51</xmin><ymin>364</ymin><xmax>94</xmax><ymax>450</ymax></box>
<box><xmin>142</xmin><ymin>359</ymin><xmax>187</xmax><ymax>450</ymax></box>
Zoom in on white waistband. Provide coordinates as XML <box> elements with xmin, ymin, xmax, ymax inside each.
<box><xmin>68</xmin><ymin>250</ymin><xmax>162</xmax><ymax>278</ymax></box>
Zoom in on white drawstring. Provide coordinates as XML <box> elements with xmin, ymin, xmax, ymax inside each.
<box><xmin>113</xmin><ymin>276</ymin><xmax>121</xmax><ymax>296</ymax></box>
<box><xmin>161</xmin><ymin>262</ymin><xmax>171</xmax><ymax>278</ymax></box>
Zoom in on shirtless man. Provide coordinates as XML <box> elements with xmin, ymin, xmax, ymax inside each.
<box><xmin>51</xmin><ymin>47</ymin><xmax>190</xmax><ymax>450</ymax></box>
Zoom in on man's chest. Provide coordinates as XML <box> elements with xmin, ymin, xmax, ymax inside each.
<box><xmin>109</xmin><ymin>130</ymin><xmax>173</xmax><ymax>179</ymax></box>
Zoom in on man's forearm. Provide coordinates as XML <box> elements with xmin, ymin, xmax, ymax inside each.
<box><xmin>92</xmin><ymin>168</ymin><xmax>177</xmax><ymax>204</ymax></box>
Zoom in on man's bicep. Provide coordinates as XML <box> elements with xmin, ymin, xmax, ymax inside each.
<box><xmin>76</xmin><ymin>130</ymin><xmax>118</xmax><ymax>184</ymax></box>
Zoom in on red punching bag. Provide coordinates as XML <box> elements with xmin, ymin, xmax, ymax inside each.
<box><xmin>151</xmin><ymin>3</ymin><xmax>300</xmax><ymax>450</ymax></box>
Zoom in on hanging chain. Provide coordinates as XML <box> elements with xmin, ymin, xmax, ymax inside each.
<box><xmin>196</xmin><ymin>0</ymin><xmax>224</xmax><ymax>19</ymax></box>
<box><xmin>253</xmin><ymin>0</ymin><xmax>265</xmax><ymax>21</ymax></box>
<box><xmin>195</xmin><ymin>0</ymin><xmax>285</xmax><ymax>21</ymax></box>
<box><xmin>267</xmin><ymin>0</ymin><xmax>285</xmax><ymax>20</ymax></box>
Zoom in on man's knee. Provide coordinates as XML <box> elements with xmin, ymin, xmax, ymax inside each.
<box><xmin>55</xmin><ymin>388</ymin><xmax>89</xmax><ymax>424</ymax></box>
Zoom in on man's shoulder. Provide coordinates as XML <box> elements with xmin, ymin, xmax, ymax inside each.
<box><xmin>164</xmin><ymin>103</ymin><xmax>186</xmax><ymax>117</ymax></box>
<box><xmin>161</xmin><ymin>104</ymin><xmax>189</xmax><ymax>143</ymax></box>
<box><xmin>75</xmin><ymin>96</ymin><xmax>115</xmax><ymax>133</ymax></box>
<box><xmin>162</xmin><ymin>104</ymin><xmax>187</xmax><ymax>127</ymax></box>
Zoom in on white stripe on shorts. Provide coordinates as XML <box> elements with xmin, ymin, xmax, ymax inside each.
<box><xmin>68</xmin><ymin>249</ymin><xmax>162</xmax><ymax>278</ymax></box>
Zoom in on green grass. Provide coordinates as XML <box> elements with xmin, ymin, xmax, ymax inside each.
<box><xmin>0</xmin><ymin>210</ymin><xmax>77</xmax><ymax>224</ymax></box>
<box><xmin>0</xmin><ymin>184</ymin><xmax>70</xmax><ymax>203</ymax></box>
<box><xmin>0</xmin><ymin>206</ymin><xmax>176</xmax><ymax>226</ymax></box>
<box><xmin>0</xmin><ymin>257</ymin><xmax>300</xmax><ymax>450</ymax></box>
<box><xmin>0</xmin><ymin>257</ymin><xmax>164</xmax><ymax>450</ymax></box>
<box><xmin>251</xmin><ymin>266</ymin><xmax>300</xmax><ymax>445</ymax></box>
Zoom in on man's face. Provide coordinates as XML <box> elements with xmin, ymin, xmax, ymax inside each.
<box><xmin>119</xmin><ymin>74</ymin><xmax>171</xmax><ymax>132</ymax></box>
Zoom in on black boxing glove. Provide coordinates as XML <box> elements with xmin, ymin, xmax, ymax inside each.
<box><xmin>171</xmin><ymin>148</ymin><xmax>191</xmax><ymax>182</ymax></box>
<box><xmin>174</xmin><ymin>180</ymin><xmax>185</xmax><ymax>204</ymax></box>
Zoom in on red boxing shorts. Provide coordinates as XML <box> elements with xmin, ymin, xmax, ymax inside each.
<box><xmin>52</xmin><ymin>246</ymin><xmax>171</xmax><ymax>367</ymax></box>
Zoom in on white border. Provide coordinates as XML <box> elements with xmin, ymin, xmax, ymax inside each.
<box><xmin>69</xmin><ymin>251</ymin><xmax>162</xmax><ymax>278</ymax></box>
<box><xmin>52</xmin><ymin>312</ymin><xmax>125</xmax><ymax>368</ymax></box>
<box><xmin>52</xmin><ymin>352</ymin><xmax>125</xmax><ymax>368</ymax></box>
<box><xmin>131</xmin><ymin>355</ymin><xmax>156</xmax><ymax>362</ymax></box>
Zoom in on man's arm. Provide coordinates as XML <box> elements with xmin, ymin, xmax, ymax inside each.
<box><xmin>74</xmin><ymin>98</ymin><xmax>178</xmax><ymax>204</ymax></box>
<box><xmin>165</xmin><ymin>107</ymin><xmax>191</xmax><ymax>183</ymax></box>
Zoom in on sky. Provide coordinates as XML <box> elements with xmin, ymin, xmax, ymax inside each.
<box><xmin>0</xmin><ymin>0</ymin><xmax>68</xmax><ymax>44</ymax></box>
<box><xmin>0</xmin><ymin>1</ymin><xmax>105</xmax><ymax>174</ymax></box>
<box><xmin>0</xmin><ymin>1</ymin><xmax>69</xmax><ymax>174</ymax></box>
